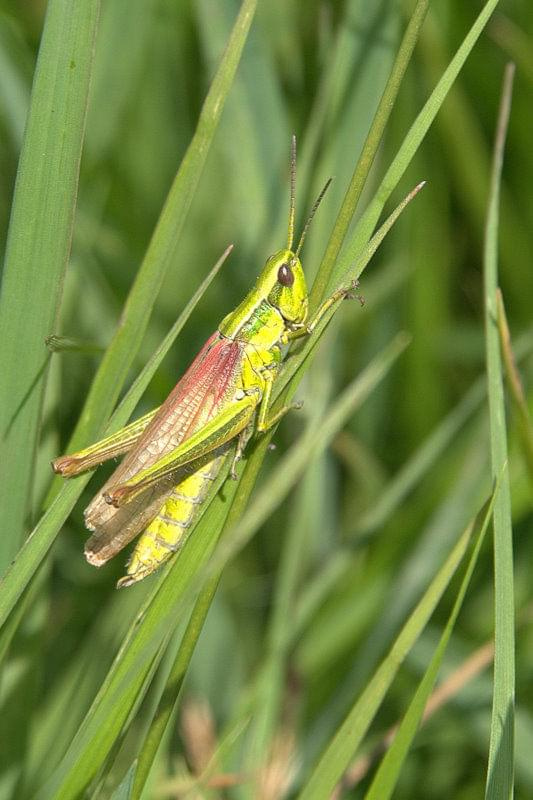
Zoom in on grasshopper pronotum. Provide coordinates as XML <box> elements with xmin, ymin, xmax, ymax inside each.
<box><xmin>53</xmin><ymin>138</ymin><xmax>360</xmax><ymax>587</ymax></box>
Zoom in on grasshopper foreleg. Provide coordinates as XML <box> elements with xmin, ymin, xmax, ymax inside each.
<box><xmin>255</xmin><ymin>369</ymin><xmax>303</xmax><ymax>434</ymax></box>
<box><xmin>230</xmin><ymin>424</ymin><xmax>254</xmax><ymax>480</ymax></box>
<box><xmin>285</xmin><ymin>278</ymin><xmax>363</xmax><ymax>343</ymax></box>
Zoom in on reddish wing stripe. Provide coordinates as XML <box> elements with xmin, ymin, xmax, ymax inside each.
<box><xmin>104</xmin><ymin>334</ymin><xmax>242</xmax><ymax>486</ymax></box>
<box><xmin>161</xmin><ymin>334</ymin><xmax>242</xmax><ymax>442</ymax></box>
<box><xmin>83</xmin><ymin>332</ymin><xmax>243</xmax><ymax>545</ymax></box>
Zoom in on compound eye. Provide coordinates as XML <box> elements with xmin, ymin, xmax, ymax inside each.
<box><xmin>277</xmin><ymin>262</ymin><xmax>294</xmax><ymax>287</ymax></box>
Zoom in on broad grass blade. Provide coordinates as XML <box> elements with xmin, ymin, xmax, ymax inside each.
<box><xmin>0</xmin><ymin>0</ymin><xmax>100</xmax><ymax>569</ymax></box>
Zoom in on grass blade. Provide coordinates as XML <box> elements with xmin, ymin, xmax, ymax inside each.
<box><xmin>354</xmin><ymin>324</ymin><xmax>533</xmax><ymax>538</ymax></box>
<box><xmin>484</xmin><ymin>63</ymin><xmax>515</xmax><ymax>800</ymax></box>
<box><xmin>110</xmin><ymin>763</ymin><xmax>137</xmax><ymax>800</ymax></box>
<box><xmin>353</xmin><ymin>378</ymin><xmax>484</xmax><ymax>538</ymax></box>
<box><xmin>277</xmin><ymin>182</ymin><xmax>425</xmax><ymax>405</ymax></box>
<box><xmin>496</xmin><ymin>289</ymin><xmax>533</xmax><ymax>486</ymax></box>
<box><xmin>130</xmin><ymin>573</ymin><xmax>221</xmax><ymax>799</ymax></box>
<box><xmin>0</xmin><ymin>0</ymin><xmax>100</xmax><ymax>568</ymax></box>
<box><xmin>310</xmin><ymin>0</ymin><xmax>429</xmax><ymax>306</ymax></box>
<box><xmin>327</xmin><ymin>0</ymin><xmax>500</xmax><ymax>294</ymax></box>
<box><xmin>365</xmin><ymin>495</ymin><xmax>495</xmax><ymax>799</ymax></box>
<box><xmin>297</xmin><ymin>505</ymin><xmax>489</xmax><ymax>800</ymax></box>
<box><xmin>37</xmin><ymin>475</ymin><xmax>236</xmax><ymax>800</ymax></box>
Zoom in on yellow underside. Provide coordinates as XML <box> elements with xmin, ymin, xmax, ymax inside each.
<box><xmin>117</xmin><ymin>453</ymin><xmax>223</xmax><ymax>587</ymax></box>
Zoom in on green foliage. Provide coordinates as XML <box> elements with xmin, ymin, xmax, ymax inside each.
<box><xmin>0</xmin><ymin>1</ymin><xmax>531</xmax><ymax>798</ymax></box>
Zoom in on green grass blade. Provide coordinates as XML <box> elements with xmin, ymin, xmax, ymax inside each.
<box><xmin>130</xmin><ymin>573</ymin><xmax>221</xmax><ymax>799</ymax></box>
<box><xmin>296</xmin><ymin>508</ymin><xmax>485</xmax><ymax>800</ymax></box>
<box><xmin>484</xmin><ymin>63</ymin><xmax>515</xmax><ymax>800</ymax></box>
<box><xmin>242</xmin><ymin>374</ymin><xmax>333</xmax><ymax>784</ymax></box>
<box><xmin>63</xmin><ymin>0</ymin><xmax>256</xmax><ymax>457</ymax></box>
<box><xmin>0</xmin><ymin>0</ymin><xmax>100</xmax><ymax>569</ymax></box>
<box><xmin>351</xmin><ymin>322</ymin><xmax>533</xmax><ymax>540</ymax></box>
<box><xmin>0</xmin><ymin>248</ymin><xmax>230</xmax><ymax>634</ymax></box>
<box><xmin>353</xmin><ymin>378</ymin><xmax>485</xmax><ymax>538</ymax></box>
<box><xmin>44</xmin><ymin>335</ymin><xmax>104</xmax><ymax>354</ymax></box>
<box><xmin>37</xmin><ymin>474</ymin><xmax>237</xmax><ymax>800</ymax></box>
<box><xmin>365</xmin><ymin>495</ymin><xmax>495</xmax><ymax>800</ymax></box>
<box><xmin>327</xmin><ymin>0</ymin><xmax>500</xmax><ymax>294</ymax></box>
<box><xmin>310</xmin><ymin>0</ymin><xmax>429</xmax><ymax>307</ymax></box>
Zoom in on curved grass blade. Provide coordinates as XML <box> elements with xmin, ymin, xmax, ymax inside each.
<box><xmin>327</xmin><ymin>0</ymin><xmax>500</xmax><ymax>295</ymax></box>
<box><xmin>353</xmin><ymin>323</ymin><xmax>533</xmax><ymax>539</ymax></box>
<box><xmin>0</xmin><ymin>0</ymin><xmax>100</xmax><ymax>569</ymax></box>
<box><xmin>484</xmin><ymin>63</ymin><xmax>515</xmax><ymax>800</ymax></box>
<box><xmin>310</xmin><ymin>0</ymin><xmax>429</xmax><ymax>306</ymax></box>
<box><xmin>364</xmin><ymin>494</ymin><xmax>495</xmax><ymax>800</ymax></box>
<box><xmin>276</xmin><ymin>182</ymin><xmax>425</xmax><ymax>405</ymax></box>
<box><xmin>130</xmin><ymin>573</ymin><xmax>221</xmax><ymax>799</ymax></box>
<box><xmin>296</xmin><ymin>502</ymin><xmax>492</xmax><ymax>800</ymax></box>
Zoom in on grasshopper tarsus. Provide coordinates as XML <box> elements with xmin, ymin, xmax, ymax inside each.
<box><xmin>229</xmin><ymin>452</ymin><xmax>242</xmax><ymax>480</ymax></box>
<box><xmin>342</xmin><ymin>278</ymin><xmax>365</xmax><ymax>307</ymax></box>
<box><xmin>51</xmin><ymin>456</ymin><xmax>80</xmax><ymax>477</ymax></box>
<box><xmin>103</xmin><ymin>489</ymin><xmax>123</xmax><ymax>508</ymax></box>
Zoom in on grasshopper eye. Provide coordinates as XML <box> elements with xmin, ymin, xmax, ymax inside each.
<box><xmin>277</xmin><ymin>262</ymin><xmax>294</xmax><ymax>287</ymax></box>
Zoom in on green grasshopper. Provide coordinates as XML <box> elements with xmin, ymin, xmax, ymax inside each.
<box><xmin>52</xmin><ymin>138</ymin><xmax>361</xmax><ymax>588</ymax></box>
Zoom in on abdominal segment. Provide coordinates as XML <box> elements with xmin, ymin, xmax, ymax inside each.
<box><xmin>116</xmin><ymin>452</ymin><xmax>224</xmax><ymax>588</ymax></box>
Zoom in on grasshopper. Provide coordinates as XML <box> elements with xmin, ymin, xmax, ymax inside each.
<box><xmin>52</xmin><ymin>138</ymin><xmax>360</xmax><ymax>588</ymax></box>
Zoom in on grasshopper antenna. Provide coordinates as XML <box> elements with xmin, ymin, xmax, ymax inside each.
<box><xmin>293</xmin><ymin>177</ymin><xmax>332</xmax><ymax>260</ymax></box>
<box><xmin>287</xmin><ymin>134</ymin><xmax>297</xmax><ymax>251</ymax></box>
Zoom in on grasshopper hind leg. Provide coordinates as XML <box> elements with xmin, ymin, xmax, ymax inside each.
<box><xmin>117</xmin><ymin>452</ymin><xmax>224</xmax><ymax>588</ymax></box>
<box><xmin>116</xmin><ymin>518</ymin><xmax>186</xmax><ymax>588</ymax></box>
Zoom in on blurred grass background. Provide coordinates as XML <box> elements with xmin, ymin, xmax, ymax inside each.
<box><xmin>0</xmin><ymin>0</ymin><xmax>532</xmax><ymax>798</ymax></box>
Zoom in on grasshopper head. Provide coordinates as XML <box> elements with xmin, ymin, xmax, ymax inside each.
<box><xmin>220</xmin><ymin>139</ymin><xmax>330</xmax><ymax>339</ymax></box>
<box><xmin>261</xmin><ymin>137</ymin><xmax>330</xmax><ymax>328</ymax></box>
<box><xmin>264</xmin><ymin>248</ymin><xmax>308</xmax><ymax>326</ymax></box>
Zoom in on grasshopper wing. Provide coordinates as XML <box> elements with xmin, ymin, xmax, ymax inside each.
<box><xmin>85</xmin><ymin>331</ymin><xmax>244</xmax><ymax>565</ymax></box>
